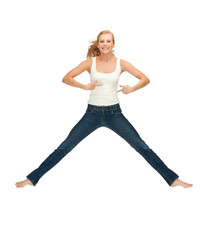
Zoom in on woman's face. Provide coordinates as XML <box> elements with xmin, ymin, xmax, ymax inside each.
<box><xmin>97</xmin><ymin>33</ymin><xmax>115</xmax><ymax>55</ymax></box>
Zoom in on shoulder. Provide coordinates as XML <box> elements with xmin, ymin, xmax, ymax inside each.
<box><xmin>77</xmin><ymin>58</ymin><xmax>93</xmax><ymax>74</ymax></box>
<box><xmin>119</xmin><ymin>59</ymin><xmax>134</xmax><ymax>74</ymax></box>
<box><xmin>119</xmin><ymin>59</ymin><xmax>149</xmax><ymax>79</ymax></box>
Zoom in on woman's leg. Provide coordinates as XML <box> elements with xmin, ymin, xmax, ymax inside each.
<box><xmin>16</xmin><ymin>113</ymin><xmax>101</xmax><ymax>187</ymax></box>
<box><xmin>106</xmin><ymin>110</ymin><xmax>179</xmax><ymax>186</ymax></box>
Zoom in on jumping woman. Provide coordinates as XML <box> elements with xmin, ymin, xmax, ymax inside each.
<box><xmin>16</xmin><ymin>30</ymin><xmax>193</xmax><ymax>188</ymax></box>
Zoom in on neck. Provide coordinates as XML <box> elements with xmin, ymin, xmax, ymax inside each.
<box><xmin>97</xmin><ymin>53</ymin><xmax>114</xmax><ymax>62</ymax></box>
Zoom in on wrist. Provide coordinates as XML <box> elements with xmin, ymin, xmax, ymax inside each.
<box><xmin>131</xmin><ymin>86</ymin><xmax>136</xmax><ymax>92</ymax></box>
<box><xmin>83</xmin><ymin>84</ymin><xmax>89</xmax><ymax>90</ymax></box>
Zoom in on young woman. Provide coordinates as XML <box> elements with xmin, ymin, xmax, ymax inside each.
<box><xmin>16</xmin><ymin>30</ymin><xmax>192</xmax><ymax>188</ymax></box>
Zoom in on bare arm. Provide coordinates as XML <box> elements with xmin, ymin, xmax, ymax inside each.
<box><xmin>62</xmin><ymin>59</ymin><xmax>102</xmax><ymax>90</ymax></box>
<box><xmin>117</xmin><ymin>59</ymin><xmax>150</xmax><ymax>94</ymax></box>
<box><xmin>62</xmin><ymin>59</ymin><xmax>89</xmax><ymax>90</ymax></box>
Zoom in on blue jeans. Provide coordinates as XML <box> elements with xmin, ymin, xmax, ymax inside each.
<box><xmin>27</xmin><ymin>104</ymin><xmax>179</xmax><ymax>186</ymax></box>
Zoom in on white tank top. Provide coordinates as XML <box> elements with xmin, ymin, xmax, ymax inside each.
<box><xmin>87</xmin><ymin>56</ymin><xmax>121</xmax><ymax>106</ymax></box>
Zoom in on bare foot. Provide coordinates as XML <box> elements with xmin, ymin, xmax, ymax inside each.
<box><xmin>171</xmin><ymin>178</ymin><xmax>193</xmax><ymax>188</ymax></box>
<box><xmin>15</xmin><ymin>179</ymin><xmax>34</xmax><ymax>188</ymax></box>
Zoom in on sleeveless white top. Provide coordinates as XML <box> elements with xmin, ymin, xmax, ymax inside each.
<box><xmin>87</xmin><ymin>57</ymin><xmax>121</xmax><ymax>106</ymax></box>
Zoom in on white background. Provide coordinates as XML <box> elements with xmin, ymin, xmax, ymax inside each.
<box><xmin>1</xmin><ymin>0</ymin><xmax>209</xmax><ymax>239</ymax></box>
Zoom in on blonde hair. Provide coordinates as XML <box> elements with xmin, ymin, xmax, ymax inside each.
<box><xmin>86</xmin><ymin>30</ymin><xmax>115</xmax><ymax>59</ymax></box>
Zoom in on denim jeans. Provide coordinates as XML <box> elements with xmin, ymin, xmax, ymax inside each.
<box><xmin>27</xmin><ymin>103</ymin><xmax>179</xmax><ymax>186</ymax></box>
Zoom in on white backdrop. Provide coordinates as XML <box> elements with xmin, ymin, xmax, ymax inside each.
<box><xmin>1</xmin><ymin>0</ymin><xmax>209</xmax><ymax>239</ymax></box>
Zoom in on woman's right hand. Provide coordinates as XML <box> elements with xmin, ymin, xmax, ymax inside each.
<box><xmin>84</xmin><ymin>80</ymin><xmax>103</xmax><ymax>90</ymax></box>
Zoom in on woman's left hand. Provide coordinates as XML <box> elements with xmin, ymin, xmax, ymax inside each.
<box><xmin>117</xmin><ymin>85</ymin><xmax>134</xmax><ymax>94</ymax></box>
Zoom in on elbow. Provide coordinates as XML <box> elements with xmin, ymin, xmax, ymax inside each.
<box><xmin>62</xmin><ymin>75</ymin><xmax>73</xmax><ymax>85</ymax></box>
<box><xmin>144</xmin><ymin>77</ymin><xmax>150</xmax><ymax>85</ymax></box>
<box><xmin>140</xmin><ymin>76</ymin><xmax>150</xmax><ymax>85</ymax></box>
<box><xmin>62</xmin><ymin>77</ymin><xmax>68</xmax><ymax>84</ymax></box>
